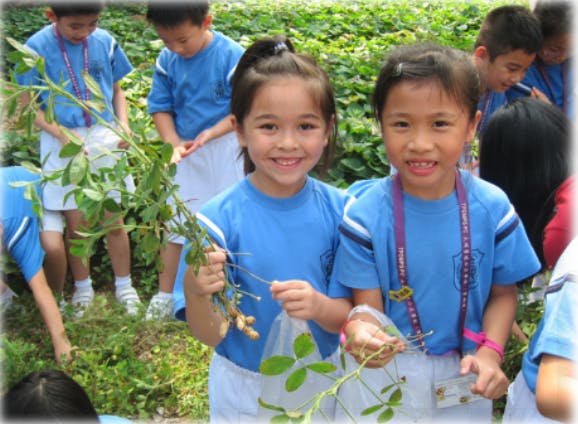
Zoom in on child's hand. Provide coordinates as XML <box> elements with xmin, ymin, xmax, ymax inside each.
<box><xmin>530</xmin><ymin>87</ymin><xmax>552</xmax><ymax>104</ymax></box>
<box><xmin>270</xmin><ymin>279</ymin><xmax>320</xmax><ymax>320</ymax></box>
<box><xmin>185</xmin><ymin>248</ymin><xmax>227</xmax><ymax>297</ymax></box>
<box><xmin>344</xmin><ymin>319</ymin><xmax>405</xmax><ymax>368</ymax></box>
<box><xmin>460</xmin><ymin>349</ymin><xmax>508</xmax><ymax>399</ymax></box>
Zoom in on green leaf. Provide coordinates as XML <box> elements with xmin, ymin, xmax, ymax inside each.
<box><xmin>160</xmin><ymin>143</ymin><xmax>174</xmax><ymax>165</ymax></box>
<box><xmin>270</xmin><ymin>415</ymin><xmax>290</xmax><ymax>424</ymax></box>
<box><xmin>68</xmin><ymin>153</ymin><xmax>89</xmax><ymax>185</ymax></box>
<box><xmin>103</xmin><ymin>198</ymin><xmax>121</xmax><ymax>213</ymax></box>
<box><xmin>259</xmin><ymin>356</ymin><xmax>295</xmax><ymax>376</ymax></box>
<box><xmin>59</xmin><ymin>141</ymin><xmax>83</xmax><ymax>158</ymax></box>
<box><xmin>82</xmin><ymin>188</ymin><xmax>104</xmax><ymax>201</ymax></box>
<box><xmin>285</xmin><ymin>367</ymin><xmax>307</xmax><ymax>392</ymax></box>
<box><xmin>377</xmin><ymin>407</ymin><xmax>394</xmax><ymax>422</ymax></box>
<box><xmin>389</xmin><ymin>388</ymin><xmax>402</xmax><ymax>403</ymax></box>
<box><xmin>293</xmin><ymin>333</ymin><xmax>315</xmax><ymax>359</ymax></box>
<box><xmin>361</xmin><ymin>404</ymin><xmax>383</xmax><ymax>416</ymax></box>
<box><xmin>257</xmin><ymin>397</ymin><xmax>286</xmax><ymax>413</ymax></box>
<box><xmin>306</xmin><ymin>362</ymin><xmax>337</xmax><ymax>374</ymax></box>
<box><xmin>82</xmin><ymin>71</ymin><xmax>104</xmax><ymax>100</ymax></box>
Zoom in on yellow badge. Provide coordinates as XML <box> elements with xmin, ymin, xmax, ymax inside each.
<box><xmin>389</xmin><ymin>286</ymin><xmax>414</xmax><ymax>302</ymax></box>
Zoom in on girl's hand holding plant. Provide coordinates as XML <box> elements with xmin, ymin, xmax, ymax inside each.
<box><xmin>185</xmin><ymin>248</ymin><xmax>227</xmax><ymax>298</ymax></box>
<box><xmin>344</xmin><ymin>319</ymin><xmax>405</xmax><ymax>369</ymax></box>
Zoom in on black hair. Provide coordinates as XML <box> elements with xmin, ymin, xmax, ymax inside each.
<box><xmin>48</xmin><ymin>2</ymin><xmax>104</xmax><ymax>17</ymax></box>
<box><xmin>372</xmin><ymin>43</ymin><xmax>480</xmax><ymax>126</ymax></box>
<box><xmin>146</xmin><ymin>1</ymin><xmax>209</xmax><ymax>28</ymax></box>
<box><xmin>533</xmin><ymin>0</ymin><xmax>572</xmax><ymax>40</ymax></box>
<box><xmin>231</xmin><ymin>35</ymin><xmax>337</xmax><ymax>177</ymax></box>
<box><xmin>2</xmin><ymin>369</ymin><xmax>99</xmax><ymax>421</ymax></box>
<box><xmin>479</xmin><ymin>97</ymin><xmax>570</xmax><ymax>266</ymax></box>
<box><xmin>474</xmin><ymin>5</ymin><xmax>543</xmax><ymax>60</ymax></box>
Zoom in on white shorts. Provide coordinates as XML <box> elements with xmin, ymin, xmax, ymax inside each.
<box><xmin>208</xmin><ymin>352</ymin><xmax>262</xmax><ymax>423</ymax></box>
<box><xmin>167</xmin><ymin>131</ymin><xmax>243</xmax><ymax>245</ymax></box>
<box><xmin>41</xmin><ymin>125</ymin><xmax>135</xmax><ymax>210</ymax></box>
<box><xmin>502</xmin><ymin>371</ymin><xmax>560</xmax><ymax>423</ymax></box>
<box><xmin>41</xmin><ymin>209</ymin><xmax>64</xmax><ymax>233</ymax></box>
<box><xmin>335</xmin><ymin>351</ymin><xmax>492</xmax><ymax>422</ymax></box>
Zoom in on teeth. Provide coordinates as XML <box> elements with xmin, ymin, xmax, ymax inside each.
<box><xmin>408</xmin><ymin>161</ymin><xmax>433</xmax><ymax>168</ymax></box>
<box><xmin>275</xmin><ymin>158</ymin><xmax>299</xmax><ymax>166</ymax></box>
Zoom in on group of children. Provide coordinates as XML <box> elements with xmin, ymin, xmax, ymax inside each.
<box><xmin>2</xmin><ymin>0</ymin><xmax>574</xmax><ymax>422</ymax></box>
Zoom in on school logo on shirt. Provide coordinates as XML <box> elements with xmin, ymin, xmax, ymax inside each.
<box><xmin>452</xmin><ymin>249</ymin><xmax>484</xmax><ymax>291</ymax></box>
<box><xmin>89</xmin><ymin>60</ymin><xmax>105</xmax><ymax>83</ymax></box>
<box><xmin>212</xmin><ymin>80</ymin><xmax>227</xmax><ymax>102</ymax></box>
<box><xmin>320</xmin><ymin>249</ymin><xmax>334</xmax><ymax>288</ymax></box>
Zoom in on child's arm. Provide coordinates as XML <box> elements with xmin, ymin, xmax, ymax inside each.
<box><xmin>460</xmin><ymin>283</ymin><xmax>517</xmax><ymax>399</ymax></box>
<box><xmin>112</xmin><ymin>82</ymin><xmax>131</xmax><ymax>148</ymax></box>
<box><xmin>190</xmin><ymin>113</ymin><xmax>235</xmax><ymax>150</ymax></box>
<box><xmin>151</xmin><ymin>111</ymin><xmax>194</xmax><ymax>164</ymax></box>
<box><xmin>26</xmin><ymin>269</ymin><xmax>72</xmax><ymax>363</ymax></box>
<box><xmin>20</xmin><ymin>92</ymin><xmax>79</xmax><ymax>145</ymax></box>
<box><xmin>270</xmin><ymin>280</ymin><xmax>351</xmax><ymax>333</ymax></box>
<box><xmin>183</xmin><ymin>249</ymin><xmax>227</xmax><ymax>347</ymax></box>
<box><xmin>535</xmin><ymin>354</ymin><xmax>575</xmax><ymax>421</ymax></box>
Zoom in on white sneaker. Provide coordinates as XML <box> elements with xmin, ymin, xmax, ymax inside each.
<box><xmin>145</xmin><ymin>294</ymin><xmax>174</xmax><ymax>321</ymax></box>
<box><xmin>115</xmin><ymin>286</ymin><xmax>142</xmax><ymax>316</ymax></box>
<box><xmin>71</xmin><ymin>289</ymin><xmax>95</xmax><ymax>319</ymax></box>
<box><xmin>0</xmin><ymin>288</ymin><xmax>16</xmax><ymax>314</ymax></box>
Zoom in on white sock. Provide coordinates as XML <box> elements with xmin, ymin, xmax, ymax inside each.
<box><xmin>155</xmin><ymin>291</ymin><xmax>172</xmax><ymax>300</ymax></box>
<box><xmin>75</xmin><ymin>277</ymin><xmax>92</xmax><ymax>291</ymax></box>
<box><xmin>114</xmin><ymin>275</ymin><xmax>132</xmax><ymax>290</ymax></box>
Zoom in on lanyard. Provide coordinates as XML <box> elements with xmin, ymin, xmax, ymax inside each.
<box><xmin>53</xmin><ymin>24</ymin><xmax>92</xmax><ymax>127</ymax></box>
<box><xmin>392</xmin><ymin>170</ymin><xmax>471</xmax><ymax>354</ymax></box>
<box><xmin>537</xmin><ymin>58</ymin><xmax>567</xmax><ymax>113</ymax></box>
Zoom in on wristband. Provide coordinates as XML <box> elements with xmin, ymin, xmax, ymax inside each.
<box><xmin>463</xmin><ymin>328</ymin><xmax>504</xmax><ymax>362</ymax></box>
<box><xmin>340</xmin><ymin>319</ymin><xmax>363</xmax><ymax>352</ymax></box>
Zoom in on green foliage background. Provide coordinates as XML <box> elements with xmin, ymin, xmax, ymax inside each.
<box><xmin>1</xmin><ymin>0</ymin><xmax>539</xmax><ymax>422</ymax></box>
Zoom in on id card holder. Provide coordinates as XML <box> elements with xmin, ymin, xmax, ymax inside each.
<box><xmin>434</xmin><ymin>374</ymin><xmax>483</xmax><ymax>409</ymax></box>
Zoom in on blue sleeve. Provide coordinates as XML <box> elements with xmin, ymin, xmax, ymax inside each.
<box><xmin>111</xmin><ymin>38</ymin><xmax>133</xmax><ymax>82</ymax></box>
<box><xmin>147</xmin><ymin>51</ymin><xmax>174</xmax><ymax>114</ymax></box>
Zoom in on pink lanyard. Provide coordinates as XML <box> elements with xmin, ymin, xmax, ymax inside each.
<box><xmin>537</xmin><ymin>59</ymin><xmax>567</xmax><ymax>113</ymax></box>
<box><xmin>392</xmin><ymin>170</ymin><xmax>471</xmax><ymax>354</ymax></box>
<box><xmin>53</xmin><ymin>24</ymin><xmax>92</xmax><ymax>127</ymax></box>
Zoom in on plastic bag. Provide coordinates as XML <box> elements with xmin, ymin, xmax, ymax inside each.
<box><xmin>257</xmin><ymin>310</ymin><xmax>338</xmax><ymax>421</ymax></box>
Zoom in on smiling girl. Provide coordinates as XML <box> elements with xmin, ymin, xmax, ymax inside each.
<box><xmin>172</xmin><ymin>35</ymin><xmax>352</xmax><ymax>422</ymax></box>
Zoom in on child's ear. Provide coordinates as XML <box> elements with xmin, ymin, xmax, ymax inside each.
<box><xmin>45</xmin><ymin>8</ymin><xmax>57</xmax><ymax>22</ymax></box>
<box><xmin>467</xmin><ymin>110</ymin><xmax>482</xmax><ymax>142</ymax></box>
<box><xmin>473</xmin><ymin>46</ymin><xmax>489</xmax><ymax>61</ymax></box>
<box><xmin>202</xmin><ymin>15</ymin><xmax>213</xmax><ymax>30</ymax></box>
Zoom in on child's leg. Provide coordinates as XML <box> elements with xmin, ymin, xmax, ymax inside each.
<box><xmin>64</xmin><ymin>209</ymin><xmax>93</xmax><ymax>318</ymax></box>
<box><xmin>103</xmin><ymin>212</ymin><xmax>142</xmax><ymax>315</ymax></box>
<box><xmin>145</xmin><ymin>240</ymin><xmax>182</xmax><ymax>321</ymax></box>
<box><xmin>40</xmin><ymin>208</ymin><xmax>67</xmax><ymax>294</ymax></box>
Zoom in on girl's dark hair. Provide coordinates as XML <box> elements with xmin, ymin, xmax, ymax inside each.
<box><xmin>474</xmin><ymin>5</ymin><xmax>543</xmax><ymax>60</ymax></box>
<box><xmin>2</xmin><ymin>370</ymin><xmax>99</xmax><ymax>421</ymax></box>
<box><xmin>231</xmin><ymin>35</ymin><xmax>337</xmax><ymax>178</ymax></box>
<box><xmin>479</xmin><ymin>97</ymin><xmax>570</xmax><ymax>266</ymax></box>
<box><xmin>49</xmin><ymin>2</ymin><xmax>104</xmax><ymax>17</ymax></box>
<box><xmin>533</xmin><ymin>0</ymin><xmax>572</xmax><ymax>40</ymax></box>
<box><xmin>146</xmin><ymin>2</ymin><xmax>209</xmax><ymax>28</ymax></box>
<box><xmin>372</xmin><ymin>43</ymin><xmax>480</xmax><ymax>126</ymax></box>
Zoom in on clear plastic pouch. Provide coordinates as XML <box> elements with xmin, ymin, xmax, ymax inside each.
<box><xmin>257</xmin><ymin>310</ymin><xmax>337</xmax><ymax>421</ymax></box>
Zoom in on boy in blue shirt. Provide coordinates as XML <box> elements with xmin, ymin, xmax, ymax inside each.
<box><xmin>1</xmin><ymin>167</ymin><xmax>72</xmax><ymax>362</ymax></box>
<box><xmin>15</xmin><ymin>2</ymin><xmax>142</xmax><ymax>319</ymax></box>
<box><xmin>506</xmin><ymin>1</ymin><xmax>573</xmax><ymax>117</ymax></box>
<box><xmin>145</xmin><ymin>3</ymin><xmax>244</xmax><ymax>321</ymax></box>
<box><xmin>462</xmin><ymin>5</ymin><xmax>542</xmax><ymax>172</ymax></box>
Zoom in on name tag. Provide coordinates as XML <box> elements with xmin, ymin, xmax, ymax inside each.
<box><xmin>434</xmin><ymin>374</ymin><xmax>483</xmax><ymax>408</ymax></box>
